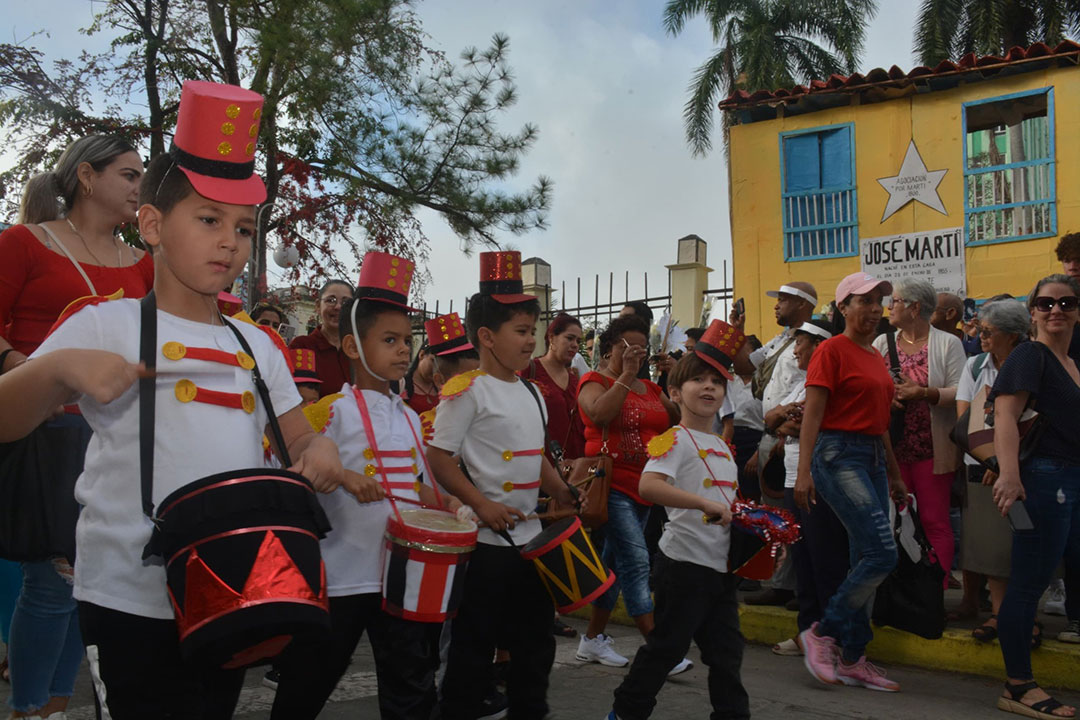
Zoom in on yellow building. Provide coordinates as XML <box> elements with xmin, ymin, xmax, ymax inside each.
<box><xmin>721</xmin><ymin>41</ymin><xmax>1080</xmax><ymax>338</ymax></box>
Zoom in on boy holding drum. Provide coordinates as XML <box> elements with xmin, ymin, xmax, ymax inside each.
<box><xmin>606</xmin><ymin>319</ymin><xmax>751</xmax><ymax>720</ymax></box>
<box><xmin>427</xmin><ymin>251</ymin><xmax>581</xmax><ymax>720</ymax></box>
<box><xmin>270</xmin><ymin>250</ymin><xmax>461</xmax><ymax>720</ymax></box>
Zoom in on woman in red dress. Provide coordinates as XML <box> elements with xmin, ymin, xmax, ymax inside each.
<box><xmin>288</xmin><ymin>279</ymin><xmax>353</xmax><ymax>398</ymax></box>
<box><xmin>0</xmin><ymin>134</ymin><xmax>152</xmax><ymax>720</ymax></box>
<box><xmin>520</xmin><ymin>312</ymin><xmax>585</xmax><ymax>462</ymax></box>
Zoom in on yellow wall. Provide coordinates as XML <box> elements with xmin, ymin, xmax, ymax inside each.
<box><xmin>730</xmin><ymin>65</ymin><xmax>1080</xmax><ymax>340</ymax></box>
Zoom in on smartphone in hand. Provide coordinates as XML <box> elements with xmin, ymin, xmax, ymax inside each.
<box><xmin>1007</xmin><ymin>500</ymin><xmax>1034</xmax><ymax>531</ymax></box>
<box><xmin>963</xmin><ymin>298</ymin><xmax>977</xmax><ymax>324</ymax></box>
<box><xmin>734</xmin><ymin>297</ymin><xmax>745</xmax><ymax>317</ymax></box>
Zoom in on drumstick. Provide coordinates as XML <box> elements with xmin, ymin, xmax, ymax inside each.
<box><xmin>476</xmin><ymin>508</ymin><xmax>577</xmax><ymax>528</ymax></box>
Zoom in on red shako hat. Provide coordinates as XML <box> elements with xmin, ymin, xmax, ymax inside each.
<box><xmin>172</xmin><ymin>80</ymin><xmax>267</xmax><ymax>205</ymax></box>
<box><xmin>355</xmin><ymin>251</ymin><xmax>416</xmax><ymax>310</ymax></box>
<box><xmin>693</xmin><ymin>319</ymin><xmax>747</xmax><ymax>381</ymax></box>
<box><xmin>479</xmin><ymin>251</ymin><xmax>535</xmax><ymax>304</ymax></box>
<box><xmin>216</xmin><ymin>290</ymin><xmax>243</xmax><ymax>316</ymax></box>
<box><xmin>291</xmin><ymin>348</ymin><xmax>321</xmax><ymax>386</ymax></box>
<box><xmin>425</xmin><ymin>313</ymin><xmax>473</xmax><ymax>356</ymax></box>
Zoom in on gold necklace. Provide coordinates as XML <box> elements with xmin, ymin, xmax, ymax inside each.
<box><xmin>66</xmin><ymin>218</ymin><xmax>122</xmax><ymax>267</ymax></box>
<box><xmin>899</xmin><ymin>330</ymin><xmax>928</xmax><ymax>344</ymax></box>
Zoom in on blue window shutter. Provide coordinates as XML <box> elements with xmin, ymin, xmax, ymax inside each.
<box><xmin>784</xmin><ymin>134</ymin><xmax>821</xmax><ymax>192</ymax></box>
<box><xmin>820</xmin><ymin>128</ymin><xmax>852</xmax><ymax>188</ymax></box>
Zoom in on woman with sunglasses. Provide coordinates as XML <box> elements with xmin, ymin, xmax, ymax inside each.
<box><xmin>288</xmin><ymin>280</ymin><xmax>353</xmax><ymax>398</ymax></box>
<box><xmin>990</xmin><ymin>274</ymin><xmax>1080</xmax><ymax>720</ymax></box>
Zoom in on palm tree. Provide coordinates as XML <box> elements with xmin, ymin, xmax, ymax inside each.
<box><xmin>664</xmin><ymin>0</ymin><xmax>877</xmax><ymax>156</ymax></box>
<box><xmin>914</xmin><ymin>0</ymin><xmax>1080</xmax><ymax>67</ymax></box>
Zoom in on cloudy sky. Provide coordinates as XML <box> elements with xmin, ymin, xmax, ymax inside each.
<box><xmin>3</xmin><ymin>1</ymin><xmax>919</xmax><ymax>313</ymax></box>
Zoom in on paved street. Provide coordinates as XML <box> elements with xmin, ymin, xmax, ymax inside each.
<box><xmin>6</xmin><ymin>615</ymin><xmax>1079</xmax><ymax>719</ymax></box>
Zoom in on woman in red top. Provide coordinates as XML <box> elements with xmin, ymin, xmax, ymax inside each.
<box><xmin>575</xmin><ymin>315</ymin><xmax>681</xmax><ymax>668</ymax></box>
<box><xmin>521</xmin><ymin>312</ymin><xmax>585</xmax><ymax>462</ymax></box>
<box><xmin>0</xmin><ymin>135</ymin><xmax>152</xmax><ymax>720</ymax></box>
<box><xmin>288</xmin><ymin>279</ymin><xmax>353</xmax><ymax>398</ymax></box>
<box><xmin>794</xmin><ymin>272</ymin><xmax>907</xmax><ymax>693</ymax></box>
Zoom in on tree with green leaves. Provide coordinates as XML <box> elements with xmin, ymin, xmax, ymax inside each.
<box><xmin>663</xmin><ymin>0</ymin><xmax>877</xmax><ymax>156</ymax></box>
<box><xmin>914</xmin><ymin>0</ymin><xmax>1080</xmax><ymax>66</ymax></box>
<box><xmin>0</xmin><ymin>0</ymin><xmax>551</xmax><ymax>296</ymax></box>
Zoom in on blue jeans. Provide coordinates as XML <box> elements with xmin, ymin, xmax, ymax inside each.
<box><xmin>0</xmin><ymin>559</ymin><xmax>22</xmax><ymax>644</ymax></box>
<box><xmin>8</xmin><ymin>560</ymin><xmax>83</xmax><ymax>711</ymax></box>
<box><xmin>811</xmin><ymin>431</ymin><xmax>898</xmax><ymax>663</ymax></box>
<box><xmin>592</xmin><ymin>490</ymin><xmax>654</xmax><ymax>617</ymax></box>
<box><xmin>998</xmin><ymin>456</ymin><xmax>1080</xmax><ymax>679</ymax></box>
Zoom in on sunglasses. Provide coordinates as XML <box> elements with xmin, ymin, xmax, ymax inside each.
<box><xmin>1032</xmin><ymin>296</ymin><xmax>1080</xmax><ymax>313</ymax></box>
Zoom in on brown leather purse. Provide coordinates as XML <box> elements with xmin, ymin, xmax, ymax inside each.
<box><xmin>548</xmin><ymin>429</ymin><xmax>611</xmax><ymax>528</ymax></box>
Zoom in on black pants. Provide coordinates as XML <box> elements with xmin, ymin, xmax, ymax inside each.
<box><xmin>271</xmin><ymin>592</ymin><xmax>438</xmax><ymax>720</ymax></box>
<box><xmin>440</xmin><ymin>544</ymin><xmax>555</xmax><ymax>720</ymax></box>
<box><xmin>612</xmin><ymin>553</ymin><xmax>749</xmax><ymax>720</ymax></box>
<box><xmin>785</xmin><ymin>488</ymin><xmax>850</xmax><ymax>633</ymax></box>
<box><xmin>732</xmin><ymin>426</ymin><xmax>763</xmax><ymax>503</ymax></box>
<box><xmin>78</xmin><ymin>602</ymin><xmax>245</xmax><ymax>720</ymax></box>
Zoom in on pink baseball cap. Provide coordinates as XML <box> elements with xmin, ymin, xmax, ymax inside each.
<box><xmin>835</xmin><ymin>272</ymin><xmax>893</xmax><ymax>304</ymax></box>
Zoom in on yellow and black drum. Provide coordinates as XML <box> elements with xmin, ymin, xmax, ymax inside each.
<box><xmin>519</xmin><ymin>516</ymin><xmax>615</xmax><ymax>613</ymax></box>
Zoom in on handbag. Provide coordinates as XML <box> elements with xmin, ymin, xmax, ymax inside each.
<box><xmin>950</xmin><ymin>347</ymin><xmax>1046</xmax><ymax>475</ymax></box>
<box><xmin>522</xmin><ymin>379</ymin><xmax>611</xmax><ymax>528</ymax></box>
<box><xmin>872</xmin><ymin>499</ymin><xmax>945</xmax><ymax>639</ymax></box>
<box><xmin>884</xmin><ymin>330</ymin><xmax>906</xmax><ymax>449</ymax></box>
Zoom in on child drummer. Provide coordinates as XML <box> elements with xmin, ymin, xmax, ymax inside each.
<box><xmin>416</xmin><ymin>312</ymin><xmax>479</xmax><ymax>443</ymax></box>
<box><xmin>606</xmin><ymin>320</ymin><xmax>751</xmax><ymax>720</ymax></box>
<box><xmin>427</xmin><ymin>251</ymin><xmax>581</xmax><ymax>720</ymax></box>
<box><xmin>0</xmin><ymin>80</ymin><xmax>344</xmax><ymax>717</ymax></box>
<box><xmin>270</xmin><ymin>251</ymin><xmax>460</xmax><ymax>720</ymax></box>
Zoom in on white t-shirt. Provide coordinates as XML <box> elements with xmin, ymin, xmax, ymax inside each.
<box><xmin>318</xmin><ymin>384</ymin><xmax>427</xmax><ymax>596</ymax></box>
<box><xmin>727</xmin><ymin>376</ymin><xmax>764</xmax><ymax>430</ymax></box>
<box><xmin>779</xmin><ymin>383</ymin><xmax>807</xmax><ymax>488</ymax></box>
<box><xmin>956</xmin><ymin>353</ymin><xmax>998</xmax><ymax>467</ymax></box>
<box><xmin>32</xmin><ymin>300</ymin><xmax>301</xmax><ymax>619</ymax></box>
<box><xmin>643</xmin><ymin>426</ymin><xmax>735</xmax><ymax>573</ymax></box>
<box><xmin>430</xmin><ymin>372</ymin><xmax>547</xmax><ymax>546</ymax></box>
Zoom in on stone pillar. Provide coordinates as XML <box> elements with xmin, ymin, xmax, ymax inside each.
<box><xmin>522</xmin><ymin>256</ymin><xmax>552</xmax><ymax>357</ymax></box>
<box><xmin>665</xmin><ymin>235</ymin><xmax>712</xmax><ymax>329</ymax></box>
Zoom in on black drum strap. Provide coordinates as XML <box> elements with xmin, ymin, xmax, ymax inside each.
<box><xmin>139</xmin><ymin>292</ymin><xmax>157</xmax><ymax>520</ymax></box>
<box><xmin>222</xmin><ymin>318</ymin><xmax>292</xmax><ymax>468</ymax></box>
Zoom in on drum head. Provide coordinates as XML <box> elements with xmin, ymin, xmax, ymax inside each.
<box><xmin>399</xmin><ymin>508</ymin><xmax>477</xmax><ymax>535</ymax></box>
<box><xmin>520</xmin><ymin>515</ymin><xmax>578</xmax><ymax>556</ymax></box>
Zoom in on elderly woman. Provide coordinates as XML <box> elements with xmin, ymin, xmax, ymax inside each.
<box><xmin>990</xmin><ymin>275</ymin><xmax>1080</xmax><ymax>720</ymax></box>
<box><xmin>954</xmin><ymin>299</ymin><xmax>1032</xmax><ymax>643</ymax></box>
<box><xmin>795</xmin><ymin>272</ymin><xmax>906</xmax><ymax>692</ymax></box>
<box><xmin>289</xmin><ymin>279</ymin><xmax>353</xmax><ymax>398</ymax></box>
<box><xmin>0</xmin><ymin>135</ymin><xmax>151</xmax><ymax>720</ymax></box>
<box><xmin>873</xmin><ymin>279</ymin><xmax>965</xmax><ymax>584</ymax></box>
<box><xmin>575</xmin><ymin>315</ymin><xmax>684</xmax><ymax>671</ymax></box>
<box><xmin>521</xmin><ymin>312</ymin><xmax>586</xmax><ymax>462</ymax></box>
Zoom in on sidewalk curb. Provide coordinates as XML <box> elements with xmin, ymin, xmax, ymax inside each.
<box><xmin>570</xmin><ymin>602</ymin><xmax>1080</xmax><ymax>691</ymax></box>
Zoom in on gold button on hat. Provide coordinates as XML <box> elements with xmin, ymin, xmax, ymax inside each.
<box><xmin>162</xmin><ymin>342</ymin><xmax>186</xmax><ymax>361</ymax></box>
<box><xmin>174</xmin><ymin>379</ymin><xmax>197</xmax><ymax>403</ymax></box>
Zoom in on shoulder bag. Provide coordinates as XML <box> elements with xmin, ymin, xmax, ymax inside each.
<box><xmin>884</xmin><ymin>329</ymin><xmax>907</xmax><ymax>449</ymax></box>
<box><xmin>751</xmin><ymin>335</ymin><xmax>795</xmax><ymax>401</ymax></box>
<box><xmin>950</xmin><ymin>346</ymin><xmax>1046</xmax><ymax>475</ymax></box>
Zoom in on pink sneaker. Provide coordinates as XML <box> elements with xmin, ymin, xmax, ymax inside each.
<box><xmin>835</xmin><ymin>656</ymin><xmax>900</xmax><ymax>692</ymax></box>
<box><xmin>799</xmin><ymin>623</ymin><xmax>839</xmax><ymax>685</ymax></box>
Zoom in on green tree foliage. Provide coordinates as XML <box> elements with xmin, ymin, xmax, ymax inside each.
<box><xmin>0</xmin><ymin>0</ymin><xmax>551</xmax><ymax>293</ymax></box>
<box><xmin>914</xmin><ymin>0</ymin><xmax>1080</xmax><ymax>66</ymax></box>
<box><xmin>663</xmin><ymin>0</ymin><xmax>877</xmax><ymax>156</ymax></box>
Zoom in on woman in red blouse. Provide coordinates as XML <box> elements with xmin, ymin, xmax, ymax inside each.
<box><xmin>521</xmin><ymin>312</ymin><xmax>585</xmax><ymax>462</ymax></box>
<box><xmin>288</xmin><ymin>279</ymin><xmax>353</xmax><ymax>398</ymax></box>
<box><xmin>0</xmin><ymin>135</ymin><xmax>152</xmax><ymax>720</ymax></box>
<box><xmin>575</xmin><ymin>315</ymin><xmax>682</xmax><ymax>669</ymax></box>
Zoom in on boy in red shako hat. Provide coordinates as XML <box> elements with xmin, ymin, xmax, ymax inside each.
<box><xmin>0</xmin><ymin>80</ymin><xmax>347</xmax><ymax>718</ymax></box>
<box><xmin>427</xmin><ymin>251</ymin><xmax>582</xmax><ymax>720</ymax></box>
<box><xmin>605</xmin><ymin>318</ymin><xmax>751</xmax><ymax>720</ymax></box>
<box><xmin>269</xmin><ymin>250</ymin><xmax>462</xmax><ymax>720</ymax></box>
<box><xmin>413</xmin><ymin>312</ymin><xmax>480</xmax><ymax>442</ymax></box>
<box><xmin>291</xmin><ymin>347</ymin><xmax>322</xmax><ymax>406</ymax></box>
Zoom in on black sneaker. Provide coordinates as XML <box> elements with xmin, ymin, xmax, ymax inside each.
<box><xmin>478</xmin><ymin>689</ymin><xmax>508</xmax><ymax>720</ymax></box>
<box><xmin>262</xmin><ymin>669</ymin><xmax>280</xmax><ymax>691</ymax></box>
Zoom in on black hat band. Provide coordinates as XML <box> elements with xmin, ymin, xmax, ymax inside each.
<box><xmin>170</xmin><ymin>143</ymin><xmax>256</xmax><ymax>181</ymax></box>
<box><xmin>429</xmin><ymin>335</ymin><xmax>470</xmax><ymax>355</ymax></box>
<box><xmin>694</xmin><ymin>341</ymin><xmax>733</xmax><ymax>370</ymax></box>
<box><xmin>480</xmin><ymin>279</ymin><xmax>525</xmax><ymax>295</ymax></box>
<box><xmin>355</xmin><ymin>286</ymin><xmax>409</xmax><ymax>306</ymax></box>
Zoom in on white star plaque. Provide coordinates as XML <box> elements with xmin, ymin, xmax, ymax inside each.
<box><xmin>877</xmin><ymin>140</ymin><xmax>948</xmax><ymax>222</ymax></box>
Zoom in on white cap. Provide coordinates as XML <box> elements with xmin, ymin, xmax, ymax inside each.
<box><xmin>766</xmin><ymin>283</ymin><xmax>818</xmax><ymax>306</ymax></box>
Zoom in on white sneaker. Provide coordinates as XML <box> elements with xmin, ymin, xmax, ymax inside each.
<box><xmin>576</xmin><ymin>633</ymin><xmax>629</xmax><ymax>667</ymax></box>
<box><xmin>668</xmin><ymin>658</ymin><xmax>693</xmax><ymax>676</ymax></box>
<box><xmin>1044</xmin><ymin>579</ymin><xmax>1067</xmax><ymax>616</ymax></box>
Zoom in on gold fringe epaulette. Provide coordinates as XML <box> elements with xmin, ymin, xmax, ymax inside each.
<box><xmin>303</xmin><ymin>392</ymin><xmax>344</xmax><ymax>433</ymax></box>
<box><xmin>440</xmin><ymin>369</ymin><xmax>486</xmax><ymax>400</ymax></box>
<box><xmin>647</xmin><ymin>427</ymin><xmax>679</xmax><ymax>459</ymax></box>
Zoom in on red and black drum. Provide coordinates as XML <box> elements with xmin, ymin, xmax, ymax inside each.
<box><xmin>520</xmin><ymin>516</ymin><xmax>615</xmax><ymax>614</ymax></box>
<box><xmin>148</xmin><ymin>468</ymin><xmax>332</xmax><ymax>669</ymax></box>
<box><xmin>726</xmin><ymin>500</ymin><xmax>801</xmax><ymax>580</ymax></box>
<box><xmin>382</xmin><ymin>508</ymin><xmax>478</xmax><ymax>622</ymax></box>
